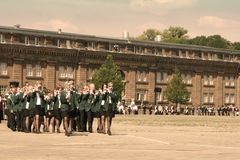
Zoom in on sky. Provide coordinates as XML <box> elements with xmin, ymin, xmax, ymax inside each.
<box><xmin>1</xmin><ymin>0</ymin><xmax>240</xmax><ymax>42</ymax></box>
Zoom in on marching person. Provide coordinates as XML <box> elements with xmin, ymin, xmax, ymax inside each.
<box><xmin>103</xmin><ymin>82</ymin><xmax>117</xmax><ymax>136</ymax></box>
<box><xmin>79</xmin><ymin>84</ymin><xmax>89</xmax><ymax>132</ymax></box>
<box><xmin>32</xmin><ymin>81</ymin><xmax>45</xmax><ymax>133</ymax></box>
<box><xmin>6</xmin><ymin>81</ymin><xmax>20</xmax><ymax>131</ymax></box>
<box><xmin>86</xmin><ymin>83</ymin><xmax>95</xmax><ymax>133</ymax></box>
<box><xmin>53</xmin><ymin>86</ymin><xmax>62</xmax><ymax>133</ymax></box>
<box><xmin>60</xmin><ymin>82</ymin><xmax>71</xmax><ymax>136</ymax></box>
<box><xmin>91</xmin><ymin>87</ymin><xmax>103</xmax><ymax>133</ymax></box>
<box><xmin>44</xmin><ymin>91</ymin><xmax>55</xmax><ymax>133</ymax></box>
<box><xmin>0</xmin><ymin>94</ymin><xmax>4</xmax><ymax>123</ymax></box>
<box><xmin>21</xmin><ymin>83</ymin><xmax>33</xmax><ymax>133</ymax></box>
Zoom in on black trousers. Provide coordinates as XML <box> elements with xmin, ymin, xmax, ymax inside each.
<box><xmin>76</xmin><ymin>110</ymin><xmax>81</xmax><ymax>131</ymax></box>
<box><xmin>80</xmin><ymin>110</ymin><xmax>93</xmax><ymax>132</ymax></box>
<box><xmin>0</xmin><ymin>110</ymin><xmax>3</xmax><ymax>123</ymax></box>
<box><xmin>16</xmin><ymin>111</ymin><xmax>24</xmax><ymax>131</ymax></box>
<box><xmin>8</xmin><ymin>113</ymin><xmax>16</xmax><ymax>131</ymax></box>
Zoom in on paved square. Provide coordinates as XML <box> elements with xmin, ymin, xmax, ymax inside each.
<box><xmin>0</xmin><ymin>115</ymin><xmax>240</xmax><ymax>160</ymax></box>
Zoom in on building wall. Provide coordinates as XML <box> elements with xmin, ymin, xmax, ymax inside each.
<box><xmin>0</xmin><ymin>27</ymin><xmax>240</xmax><ymax>107</ymax></box>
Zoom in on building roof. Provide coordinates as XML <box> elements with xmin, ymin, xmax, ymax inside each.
<box><xmin>0</xmin><ymin>25</ymin><xmax>239</xmax><ymax>55</ymax></box>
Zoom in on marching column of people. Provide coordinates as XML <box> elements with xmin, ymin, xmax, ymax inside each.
<box><xmin>1</xmin><ymin>80</ymin><xmax>117</xmax><ymax>136</ymax></box>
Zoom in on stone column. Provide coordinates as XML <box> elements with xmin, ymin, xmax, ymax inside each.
<box><xmin>76</xmin><ymin>62</ymin><xmax>87</xmax><ymax>86</ymax></box>
<box><xmin>12</xmin><ymin>59</ymin><xmax>23</xmax><ymax>87</ymax></box>
<box><xmin>148</xmin><ymin>69</ymin><xmax>156</xmax><ymax>104</ymax></box>
<box><xmin>45</xmin><ymin>61</ymin><xmax>56</xmax><ymax>91</ymax></box>
<box><xmin>192</xmin><ymin>71</ymin><xmax>202</xmax><ymax>106</ymax></box>
<box><xmin>125</xmin><ymin>67</ymin><xmax>136</xmax><ymax>102</ymax></box>
<box><xmin>215</xmin><ymin>72</ymin><xmax>224</xmax><ymax>106</ymax></box>
<box><xmin>236</xmin><ymin>73</ymin><xmax>240</xmax><ymax>106</ymax></box>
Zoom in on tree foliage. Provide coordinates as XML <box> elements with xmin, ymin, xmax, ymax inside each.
<box><xmin>137</xmin><ymin>26</ymin><xmax>240</xmax><ymax>51</ymax></box>
<box><xmin>160</xmin><ymin>26</ymin><xmax>189</xmax><ymax>43</ymax></box>
<box><xmin>91</xmin><ymin>54</ymin><xmax>124</xmax><ymax>101</ymax></box>
<box><xmin>164</xmin><ymin>69</ymin><xmax>190</xmax><ymax>105</ymax></box>
<box><xmin>137</xmin><ymin>28</ymin><xmax>161</xmax><ymax>41</ymax></box>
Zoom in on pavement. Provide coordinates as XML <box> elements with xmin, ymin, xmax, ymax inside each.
<box><xmin>0</xmin><ymin>115</ymin><xmax>240</xmax><ymax>160</ymax></box>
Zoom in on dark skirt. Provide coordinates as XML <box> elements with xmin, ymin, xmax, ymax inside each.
<box><xmin>29</xmin><ymin>109</ymin><xmax>35</xmax><ymax>118</ymax></box>
<box><xmin>107</xmin><ymin>104</ymin><xmax>115</xmax><ymax>118</ymax></box>
<box><xmin>61</xmin><ymin>111</ymin><xmax>69</xmax><ymax>118</ymax></box>
<box><xmin>22</xmin><ymin>109</ymin><xmax>30</xmax><ymax>117</ymax></box>
<box><xmin>93</xmin><ymin>111</ymin><xmax>101</xmax><ymax>118</ymax></box>
<box><xmin>35</xmin><ymin>105</ymin><xmax>44</xmax><ymax>116</ymax></box>
<box><xmin>68</xmin><ymin>110</ymin><xmax>76</xmax><ymax>119</ymax></box>
<box><xmin>46</xmin><ymin>110</ymin><xmax>54</xmax><ymax>118</ymax></box>
<box><xmin>54</xmin><ymin>109</ymin><xmax>62</xmax><ymax>120</ymax></box>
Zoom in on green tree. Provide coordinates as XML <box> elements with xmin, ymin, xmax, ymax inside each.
<box><xmin>91</xmin><ymin>54</ymin><xmax>124</xmax><ymax>101</ymax></box>
<box><xmin>137</xmin><ymin>28</ymin><xmax>161</xmax><ymax>41</ymax></box>
<box><xmin>206</xmin><ymin>35</ymin><xmax>230</xmax><ymax>49</ymax></box>
<box><xmin>161</xmin><ymin>26</ymin><xmax>189</xmax><ymax>43</ymax></box>
<box><xmin>189</xmin><ymin>35</ymin><xmax>208</xmax><ymax>46</ymax></box>
<box><xmin>164</xmin><ymin>69</ymin><xmax>190</xmax><ymax>106</ymax></box>
<box><xmin>232</xmin><ymin>42</ymin><xmax>240</xmax><ymax>50</ymax></box>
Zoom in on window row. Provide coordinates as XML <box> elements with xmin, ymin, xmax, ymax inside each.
<box><xmin>1</xmin><ymin>33</ymin><xmax>239</xmax><ymax>62</ymax></box>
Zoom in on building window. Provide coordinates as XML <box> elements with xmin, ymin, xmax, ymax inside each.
<box><xmin>203</xmin><ymin>75</ymin><xmax>214</xmax><ymax>86</ymax></box>
<box><xmin>57</xmin><ymin>40</ymin><xmax>61</xmax><ymax>48</ymax></box>
<box><xmin>0</xmin><ymin>85</ymin><xmax>7</xmax><ymax>95</ymax></box>
<box><xmin>225</xmin><ymin>94</ymin><xmax>235</xmax><ymax>104</ymax></box>
<box><xmin>87</xmin><ymin>68</ymin><xmax>95</xmax><ymax>80</ymax></box>
<box><xmin>35</xmin><ymin>37</ymin><xmax>39</xmax><ymax>46</ymax></box>
<box><xmin>25</xmin><ymin>36</ymin><xmax>29</xmax><ymax>45</ymax></box>
<box><xmin>66</xmin><ymin>40</ymin><xmax>71</xmax><ymax>49</ymax></box>
<box><xmin>35</xmin><ymin>64</ymin><xmax>42</xmax><ymax>77</ymax></box>
<box><xmin>136</xmin><ymin>90</ymin><xmax>147</xmax><ymax>102</ymax></box>
<box><xmin>156</xmin><ymin>92</ymin><xmax>167</xmax><ymax>102</ymax></box>
<box><xmin>59</xmin><ymin>66</ymin><xmax>65</xmax><ymax>78</ymax></box>
<box><xmin>203</xmin><ymin>93</ymin><xmax>214</xmax><ymax>104</ymax></box>
<box><xmin>137</xmin><ymin>71</ymin><xmax>148</xmax><ymax>82</ymax></box>
<box><xmin>0</xmin><ymin>34</ymin><xmax>6</xmax><ymax>43</ymax></box>
<box><xmin>88</xmin><ymin>42</ymin><xmax>96</xmax><ymax>50</ymax></box>
<box><xmin>26</xmin><ymin>64</ymin><xmax>33</xmax><ymax>77</ymax></box>
<box><xmin>26</xmin><ymin>64</ymin><xmax>42</xmax><ymax>77</ymax></box>
<box><xmin>182</xmin><ymin>73</ymin><xmax>192</xmax><ymax>85</ymax></box>
<box><xmin>59</xmin><ymin>66</ymin><xmax>74</xmax><ymax>79</ymax></box>
<box><xmin>225</xmin><ymin>76</ymin><xmax>235</xmax><ymax>87</ymax></box>
<box><xmin>0</xmin><ymin>63</ymin><xmax>7</xmax><ymax>75</ymax></box>
<box><xmin>66</xmin><ymin>66</ymin><xmax>74</xmax><ymax>79</ymax></box>
<box><xmin>156</xmin><ymin>72</ymin><xmax>168</xmax><ymax>83</ymax></box>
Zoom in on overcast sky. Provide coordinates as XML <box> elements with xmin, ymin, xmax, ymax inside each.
<box><xmin>1</xmin><ymin>0</ymin><xmax>240</xmax><ymax>42</ymax></box>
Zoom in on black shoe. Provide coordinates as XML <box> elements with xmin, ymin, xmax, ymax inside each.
<box><xmin>57</xmin><ymin>129</ymin><xmax>60</xmax><ymax>133</ymax></box>
<box><xmin>107</xmin><ymin>130</ymin><xmax>112</xmax><ymax>136</ymax></box>
<box><xmin>88</xmin><ymin>128</ymin><xmax>93</xmax><ymax>133</ymax></box>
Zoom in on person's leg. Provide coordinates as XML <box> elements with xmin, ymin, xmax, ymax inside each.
<box><xmin>50</xmin><ymin>117</ymin><xmax>55</xmax><ymax>133</ymax></box>
<box><xmin>107</xmin><ymin>116</ymin><xmax>112</xmax><ymax>135</ymax></box>
<box><xmin>80</xmin><ymin>110</ymin><xmax>86</xmax><ymax>132</ymax></box>
<box><xmin>87</xmin><ymin>111</ymin><xmax>93</xmax><ymax>133</ymax></box>
<box><xmin>102</xmin><ymin>115</ymin><xmax>106</xmax><ymax>134</ymax></box>
<box><xmin>64</xmin><ymin>116</ymin><xmax>70</xmax><ymax>136</ymax></box>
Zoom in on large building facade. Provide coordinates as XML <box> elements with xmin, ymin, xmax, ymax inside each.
<box><xmin>0</xmin><ymin>25</ymin><xmax>240</xmax><ymax>106</ymax></box>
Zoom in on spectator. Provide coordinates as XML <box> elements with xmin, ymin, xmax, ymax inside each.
<box><xmin>0</xmin><ymin>95</ymin><xmax>4</xmax><ymax>123</ymax></box>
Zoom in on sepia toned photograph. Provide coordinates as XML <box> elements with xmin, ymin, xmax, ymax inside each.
<box><xmin>0</xmin><ymin>0</ymin><xmax>240</xmax><ymax>159</ymax></box>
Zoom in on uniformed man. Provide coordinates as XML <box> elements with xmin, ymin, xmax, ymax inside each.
<box><xmin>6</xmin><ymin>81</ymin><xmax>20</xmax><ymax>131</ymax></box>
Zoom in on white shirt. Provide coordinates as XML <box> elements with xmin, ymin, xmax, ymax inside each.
<box><xmin>36</xmin><ymin>92</ymin><xmax>41</xmax><ymax>105</ymax></box>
